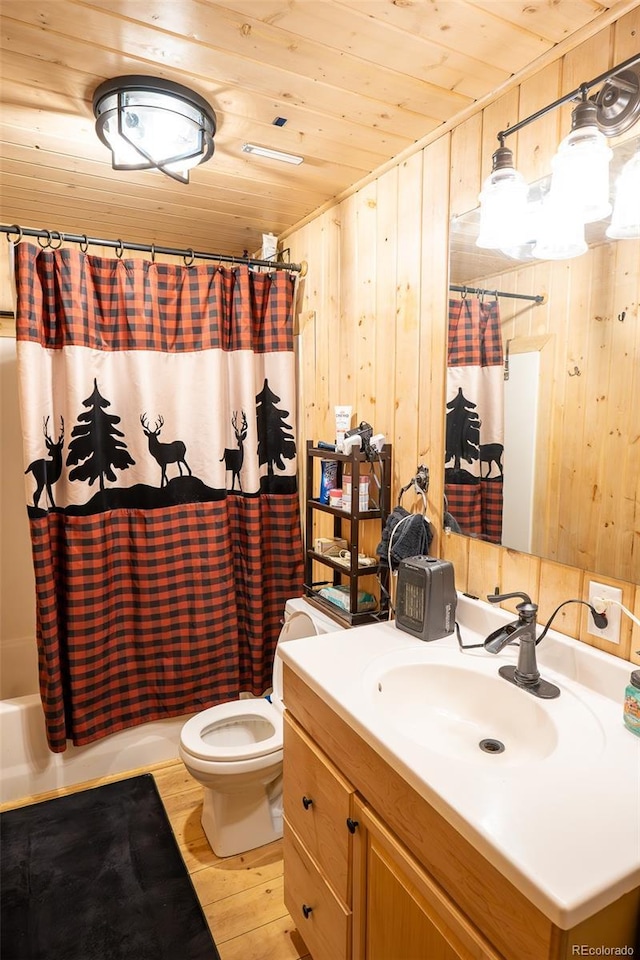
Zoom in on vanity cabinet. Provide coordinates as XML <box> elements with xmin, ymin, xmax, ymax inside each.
<box><xmin>283</xmin><ymin>663</ymin><xmax>640</xmax><ymax>960</ymax></box>
<box><xmin>282</xmin><ymin>712</ymin><xmax>355</xmax><ymax>960</ymax></box>
<box><xmin>304</xmin><ymin>441</ymin><xmax>392</xmax><ymax>626</ymax></box>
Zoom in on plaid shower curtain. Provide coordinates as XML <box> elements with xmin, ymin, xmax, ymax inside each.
<box><xmin>15</xmin><ymin>242</ymin><xmax>304</xmax><ymax>752</ymax></box>
<box><xmin>445</xmin><ymin>295</ymin><xmax>504</xmax><ymax>544</ymax></box>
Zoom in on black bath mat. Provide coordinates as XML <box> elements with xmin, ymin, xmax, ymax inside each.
<box><xmin>1</xmin><ymin>774</ymin><xmax>221</xmax><ymax>960</ymax></box>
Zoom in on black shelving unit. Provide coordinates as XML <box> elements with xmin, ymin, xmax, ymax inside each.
<box><xmin>304</xmin><ymin>440</ymin><xmax>392</xmax><ymax>626</ymax></box>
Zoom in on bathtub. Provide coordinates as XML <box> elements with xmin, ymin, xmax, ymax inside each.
<box><xmin>0</xmin><ymin>636</ymin><xmax>193</xmax><ymax>805</ymax></box>
<box><xmin>0</xmin><ymin>692</ymin><xmax>194</xmax><ymax>805</ymax></box>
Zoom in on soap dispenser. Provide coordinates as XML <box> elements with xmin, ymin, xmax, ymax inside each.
<box><xmin>623</xmin><ymin>670</ymin><xmax>640</xmax><ymax>737</ymax></box>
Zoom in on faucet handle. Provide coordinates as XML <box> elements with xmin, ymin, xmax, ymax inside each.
<box><xmin>487</xmin><ymin>591</ymin><xmax>538</xmax><ymax>620</ymax></box>
<box><xmin>487</xmin><ymin>590</ymin><xmax>532</xmax><ymax>605</ymax></box>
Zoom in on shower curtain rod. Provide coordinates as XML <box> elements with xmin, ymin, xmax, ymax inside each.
<box><xmin>449</xmin><ymin>284</ymin><xmax>544</xmax><ymax>304</ymax></box>
<box><xmin>0</xmin><ymin>224</ymin><xmax>308</xmax><ymax>276</ymax></box>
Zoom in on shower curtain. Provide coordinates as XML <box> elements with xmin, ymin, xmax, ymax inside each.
<box><xmin>445</xmin><ymin>295</ymin><xmax>504</xmax><ymax>543</ymax></box>
<box><xmin>14</xmin><ymin>242</ymin><xmax>304</xmax><ymax>752</ymax></box>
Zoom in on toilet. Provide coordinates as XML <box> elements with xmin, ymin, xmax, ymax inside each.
<box><xmin>179</xmin><ymin>597</ymin><xmax>342</xmax><ymax>858</ymax></box>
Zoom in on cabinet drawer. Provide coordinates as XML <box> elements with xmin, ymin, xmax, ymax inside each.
<box><xmin>284</xmin><ymin>818</ymin><xmax>351</xmax><ymax>960</ymax></box>
<box><xmin>284</xmin><ymin>712</ymin><xmax>354</xmax><ymax>902</ymax></box>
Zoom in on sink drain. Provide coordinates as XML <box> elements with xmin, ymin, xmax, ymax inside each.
<box><xmin>479</xmin><ymin>738</ymin><xmax>505</xmax><ymax>754</ymax></box>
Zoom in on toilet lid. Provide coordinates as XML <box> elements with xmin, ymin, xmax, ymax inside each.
<box><xmin>271</xmin><ymin>610</ymin><xmax>323</xmax><ymax>709</ymax></box>
<box><xmin>180</xmin><ymin>698</ymin><xmax>282</xmax><ymax>762</ymax></box>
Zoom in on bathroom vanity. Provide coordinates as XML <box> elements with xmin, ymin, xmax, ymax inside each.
<box><xmin>280</xmin><ymin>597</ymin><xmax>640</xmax><ymax>960</ymax></box>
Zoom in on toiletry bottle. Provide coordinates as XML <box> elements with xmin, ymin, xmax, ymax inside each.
<box><xmin>623</xmin><ymin>670</ymin><xmax>640</xmax><ymax>737</ymax></box>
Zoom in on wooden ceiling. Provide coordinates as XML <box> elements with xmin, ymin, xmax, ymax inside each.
<box><xmin>0</xmin><ymin>0</ymin><xmax>626</xmax><ymax>258</ymax></box>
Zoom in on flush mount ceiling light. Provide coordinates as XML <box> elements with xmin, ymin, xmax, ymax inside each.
<box><xmin>241</xmin><ymin>143</ymin><xmax>304</xmax><ymax>165</ymax></box>
<box><xmin>93</xmin><ymin>76</ymin><xmax>216</xmax><ymax>184</ymax></box>
<box><xmin>477</xmin><ymin>54</ymin><xmax>640</xmax><ymax>257</ymax></box>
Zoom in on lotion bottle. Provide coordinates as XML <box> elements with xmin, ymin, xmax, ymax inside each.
<box><xmin>623</xmin><ymin>670</ymin><xmax>640</xmax><ymax>737</ymax></box>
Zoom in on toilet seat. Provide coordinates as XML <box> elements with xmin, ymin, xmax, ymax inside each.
<box><xmin>180</xmin><ymin>698</ymin><xmax>282</xmax><ymax>763</ymax></box>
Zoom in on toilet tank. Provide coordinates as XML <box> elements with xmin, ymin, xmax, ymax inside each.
<box><xmin>270</xmin><ymin>598</ymin><xmax>343</xmax><ymax>710</ymax></box>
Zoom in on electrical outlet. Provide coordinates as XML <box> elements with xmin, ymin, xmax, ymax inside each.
<box><xmin>587</xmin><ymin>581</ymin><xmax>623</xmax><ymax>644</ymax></box>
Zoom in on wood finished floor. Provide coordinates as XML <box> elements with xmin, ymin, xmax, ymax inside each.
<box><xmin>1</xmin><ymin>759</ymin><xmax>312</xmax><ymax>960</ymax></box>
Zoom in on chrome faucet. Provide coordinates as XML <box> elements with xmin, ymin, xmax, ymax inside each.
<box><xmin>484</xmin><ymin>591</ymin><xmax>560</xmax><ymax>699</ymax></box>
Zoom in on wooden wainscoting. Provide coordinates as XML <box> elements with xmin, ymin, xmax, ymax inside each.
<box><xmin>0</xmin><ymin>761</ymin><xmax>311</xmax><ymax>960</ymax></box>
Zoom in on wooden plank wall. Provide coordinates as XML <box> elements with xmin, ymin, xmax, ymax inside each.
<box><xmin>286</xmin><ymin>7</ymin><xmax>640</xmax><ymax>663</ymax></box>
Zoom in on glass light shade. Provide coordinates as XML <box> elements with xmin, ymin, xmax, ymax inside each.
<box><xmin>548</xmin><ymin>104</ymin><xmax>612</xmax><ymax>224</ymax></box>
<box><xmin>499</xmin><ymin>198</ymin><xmax>542</xmax><ymax>260</ymax></box>
<box><xmin>476</xmin><ymin>149</ymin><xmax>529</xmax><ymax>249</ymax></box>
<box><xmin>93</xmin><ymin>77</ymin><xmax>216</xmax><ymax>184</ymax></box>
<box><xmin>533</xmin><ymin>194</ymin><xmax>587</xmax><ymax>260</ymax></box>
<box><xmin>606</xmin><ymin>149</ymin><xmax>640</xmax><ymax>239</ymax></box>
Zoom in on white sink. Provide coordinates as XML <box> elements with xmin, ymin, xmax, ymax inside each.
<box><xmin>365</xmin><ymin>650</ymin><xmax>605</xmax><ymax>765</ymax></box>
<box><xmin>278</xmin><ymin>592</ymin><xmax>640</xmax><ymax>928</ymax></box>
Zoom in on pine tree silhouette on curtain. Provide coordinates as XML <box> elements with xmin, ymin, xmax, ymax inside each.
<box><xmin>445</xmin><ymin>387</ymin><xmax>481</xmax><ymax>472</ymax></box>
<box><xmin>256</xmin><ymin>378</ymin><xmax>296</xmax><ymax>476</ymax></box>
<box><xmin>66</xmin><ymin>379</ymin><xmax>135</xmax><ymax>491</ymax></box>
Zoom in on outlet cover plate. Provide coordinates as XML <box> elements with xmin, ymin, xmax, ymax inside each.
<box><xmin>587</xmin><ymin>581</ymin><xmax>623</xmax><ymax>644</ymax></box>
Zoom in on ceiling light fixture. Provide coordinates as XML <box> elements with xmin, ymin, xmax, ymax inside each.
<box><xmin>93</xmin><ymin>75</ymin><xmax>216</xmax><ymax>184</ymax></box>
<box><xmin>241</xmin><ymin>143</ymin><xmax>304</xmax><ymax>165</ymax></box>
<box><xmin>477</xmin><ymin>54</ymin><xmax>640</xmax><ymax>256</ymax></box>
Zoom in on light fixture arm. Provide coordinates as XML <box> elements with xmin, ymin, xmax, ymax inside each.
<box><xmin>497</xmin><ymin>52</ymin><xmax>640</xmax><ymax>145</ymax></box>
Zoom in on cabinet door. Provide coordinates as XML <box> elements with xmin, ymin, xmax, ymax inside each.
<box><xmin>352</xmin><ymin>799</ymin><xmax>503</xmax><ymax>960</ymax></box>
<box><xmin>284</xmin><ymin>712</ymin><xmax>354</xmax><ymax>902</ymax></box>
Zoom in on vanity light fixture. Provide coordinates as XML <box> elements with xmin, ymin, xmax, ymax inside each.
<box><xmin>606</xmin><ymin>147</ymin><xmax>640</xmax><ymax>239</ymax></box>
<box><xmin>92</xmin><ymin>76</ymin><xmax>216</xmax><ymax>184</ymax></box>
<box><xmin>476</xmin><ymin>146</ymin><xmax>529</xmax><ymax>249</ymax></box>
<box><xmin>241</xmin><ymin>143</ymin><xmax>304</xmax><ymax>165</ymax></box>
<box><xmin>477</xmin><ymin>54</ymin><xmax>640</xmax><ymax>256</ymax></box>
<box><xmin>531</xmin><ymin>193</ymin><xmax>588</xmax><ymax>261</ymax></box>
<box><xmin>545</xmin><ymin>98</ymin><xmax>612</xmax><ymax>225</ymax></box>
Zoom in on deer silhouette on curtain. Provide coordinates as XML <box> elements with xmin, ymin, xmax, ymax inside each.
<box><xmin>14</xmin><ymin>242</ymin><xmax>304</xmax><ymax>752</ymax></box>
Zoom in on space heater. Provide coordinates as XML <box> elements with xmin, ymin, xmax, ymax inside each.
<box><xmin>395</xmin><ymin>556</ymin><xmax>457</xmax><ymax>641</ymax></box>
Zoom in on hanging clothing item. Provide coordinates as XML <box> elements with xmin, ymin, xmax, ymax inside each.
<box><xmin>376</xmin><ymin>506</ymin><xmax>433</xmax><ymax>570</ymax></box>
<box><xmin>445</xmin><ymin>296</ymin><xmax>504</xmax><ymax>543</ymax></box>
<box><xmin>15</xmin><ymin>243</ymin><xmax>304</xmax><ymax>752</ymax></box>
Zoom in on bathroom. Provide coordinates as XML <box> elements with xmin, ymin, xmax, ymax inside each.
<box><xmin>1</xmin><ymin>3</ymin><xmax>640</xmax><ymax>958</ymax></box>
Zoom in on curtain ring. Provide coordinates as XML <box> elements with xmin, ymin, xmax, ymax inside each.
<box><xmin>79</xmin><ymin>235</ymin><xmax>89</xmax><ymax>253</ymax></box>
<box><xmin>461</xmin><ymin>286</ymin><xmax>467</xmax><ymax>300</ymax></box>
<box><xmin>6</xmin><ymin>224</ymin><xmax>22</xmax><ymax>245</ymax></box>
<box><xmin>115</xmin><ymin>239</ymin><xmax>124</xmax><ymax>259</ymax></box>
<box><xmin>150</xmin><ymin>243</ymin><xmax>156</xmax><ymax>263</ymax></box>
<box><xmin>183</xmin><ymin>248</ymin><xmax>195</xmax><ymax>267</ymax></box>
<box><xmin>49</xmin><ymin>231</ymin><xmax>63</xmax><ymax>250</ymax></box>
<box><xmin>38</xmin><ymin>230</ymin><xmax>52</xmax><ymax>249</ymax></box>
<box><xmin>494</xmin><ymin>290</ymin><xmax>499</xmax><ymax>302</ymax></box>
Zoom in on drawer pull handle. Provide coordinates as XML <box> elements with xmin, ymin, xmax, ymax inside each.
<box><xmin>302</xmin><ymin>904</ymin><xmax>313</xmax><ymax>919</ymax></box>
<box><xmin>346</xmin><ymin>817</ymin><xmax>359</xmax><ymax>834</ymax></box>
<box><xmin>302</xmin><ymin>795</ymin><xmax>313</xmax><ymax>810</ymax></box>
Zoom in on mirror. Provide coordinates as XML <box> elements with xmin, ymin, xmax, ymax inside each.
<box><xmin>447</xmin><ymin>135</ymin><xmax>639</xmax><ymax>583</ymax></box>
